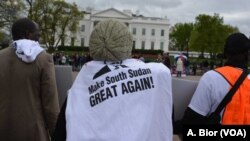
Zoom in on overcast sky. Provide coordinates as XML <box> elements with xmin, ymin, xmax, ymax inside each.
<box><xmin>66</xmin><ymin>0</ymin><xmax>250</xmax><ymax>37</ymax></box>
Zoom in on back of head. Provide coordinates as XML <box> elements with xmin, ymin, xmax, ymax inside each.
<box><xmin>11</xmin><ymin>18</ymin><xmax>38</xmax><ymax>41</ymax></box>
<box><xmin>223</xmin><ymin>32</ymin><xmax>250</xmax><ymax>68</ymax></box>
<box><xmin>89</xmin><ymin>19</ymin><xmax>133</xmax><ymax>61</ymax></box>
<box><xmin>224</xmin><ymin>32</ymin><xmax>250</xmax><ymax>56</ymax></box>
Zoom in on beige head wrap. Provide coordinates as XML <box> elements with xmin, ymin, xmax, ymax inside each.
<box><xmin>89</xmin><ymin>19</ymin><xmax>133</xmax><ymax>61</ymax></box>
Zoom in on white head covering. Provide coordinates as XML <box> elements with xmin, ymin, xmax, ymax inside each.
<box><xmin>12</xmin><ymin>39</ymin><xmax>44</xmax><ymax>63</ymax></box>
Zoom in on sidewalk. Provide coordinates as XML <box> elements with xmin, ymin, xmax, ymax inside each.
<box><xmin>173</xmin><ymin>75</ymin><xmax>201</xmax><ymax>81</ymax></box>
<box><xmin>174</xmin><ymin>135</ymin><xmax>181</xmax><ymax>141</ymax></box>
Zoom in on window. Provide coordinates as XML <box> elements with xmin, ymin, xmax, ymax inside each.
<box><xmin>160</xmin><ymin>42</ymin><xmax>164</xmax><ymax>50</ymax></box>
<box><xmin>151</xmin><ymin>29</ymin><xmax>155</xmax><ymax>36</ymax></box>
<box><xmin>81</xmin><ymin>38</ymin><xmax>85</xmax><ymax>47</ymax></box>
<box><xmin>151</xmin><ymin>41</ymin><xmax>154</xmax><ymax>50</ymax></box>
<box><xmin>133</xmin><ymin>40</ymin><xmax>136</xmax><ymax>49</ymax></box>
<box><xmin>161</xmin><ymin>29</ymin><xmax>164</xmax><ymax>36</ymax></box>
<box><xmin>71</xmin><ymin>37</ymin><xmax>75</xmax><ymax>47</ymax></box>
<box><xmin>81</xmin><ymin>25</ymin><xmax>85</xmax><ymax>32</ymax></box>
<box><xmin>142</xmin><ymin>28</ymin><xmax>146</xmax><ymax>35</ymax></box>
<box><xmin>141</xmin><ymin>41</ymin><xmax>145</xmax><ymax>49</ymax></box>
<box><xmin>133</xmin><ymin>28</ymin><xmax>136</xmax><ymax>35</ymax></box>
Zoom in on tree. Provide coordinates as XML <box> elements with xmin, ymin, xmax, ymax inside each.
<box><xmin>0</xmin><ymin>0</ymin><xmax>25</xmax><ymax>32</ymax></box>
<box><xmin>169</xmin><ymin>23</ymin><xmax>194</xmax><ymax>53</ymax></box>
<box><xmin>25</xmin><ymin>0</ymin><xmax>34</xmax><ymax>19</ymax></box>
<box><xmin>189</xmin><ymin>14</ymin><xmax>238</xmax><ymax>58</ymax></box>
<box><xmin>26</xmin><ymin>0</ymin><xmax>84</xmax><ymax>51</ymax></box>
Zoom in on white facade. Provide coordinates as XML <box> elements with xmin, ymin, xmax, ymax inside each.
<box><xmin>65</xmin><ymin>8</ymin><xmax>170</xmax><ymax>52</ymax></box>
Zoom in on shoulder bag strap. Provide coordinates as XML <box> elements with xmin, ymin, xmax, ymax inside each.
<box><xmin>213</xmin><ymin>69</ymin><xmax>248</xmax><ymax>115</ymax></box>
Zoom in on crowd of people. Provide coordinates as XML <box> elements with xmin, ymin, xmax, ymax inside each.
<box><xmin>52</xmin><ymin>45</ymin><xmax>220</xmax><ymax>77</ymax></box>
<box><xmin>1</xmin><ymin>17</ymin><xmax>250</xmax><ymax>141</ymax></box>
<box><xmin>52</xmin><ymin>52</ymin><xmax>92</xmax><ymax>71</ymax></box>
<box><xmin>155</xmin><ymin>52</ymin><xmax>220</xmax><ymax>77</ymax></box>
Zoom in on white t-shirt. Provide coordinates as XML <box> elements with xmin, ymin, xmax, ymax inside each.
<box><xmin>189</xmin><ymin>69</ymin><xmax>250</xmax><ymax>117</ymax></box>
<box><xmin>61</xmin><ymin>56</ymin><xmax>66</xmax><ymax>64</ymax></box>
<box><xmin>176</xmin><ymin>59</ymin><xmax>183</xmax><ymax>72</ymax></box>
<box><xmin>66</xmin><ymin>59</ymin><xmax>173</xmax><ymax>141</ymax></box>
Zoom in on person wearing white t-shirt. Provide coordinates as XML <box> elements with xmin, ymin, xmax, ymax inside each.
<box><xmin>52</xmin><ymin>19</ymin><xmax>173</xmax><ymax>141</ymax></box>
<box><xmin>174</xmin><ymin>33</ymin><xmax>250</xmax><ymax>134</ymax></box>
<box><xmin>61</xmin><ymin>55</ymin><xmax>66</xmax><ymax>65</ymax></box>
<box><xmin>176</xmin><ymin>58</ymin><xmax>183</xmax><ymax>77</ymax></box>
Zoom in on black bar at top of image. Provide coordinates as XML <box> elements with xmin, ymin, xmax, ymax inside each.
<box><xmin>182</xmin><ymin>125</ymin><xmax>250</xmax><ymax>141</ymax></box>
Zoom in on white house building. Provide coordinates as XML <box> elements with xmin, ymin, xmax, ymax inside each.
<box><xmin>65</xmin><ymin>8</ymin><xmax>170</xmax><ymax>52</ymax></box>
